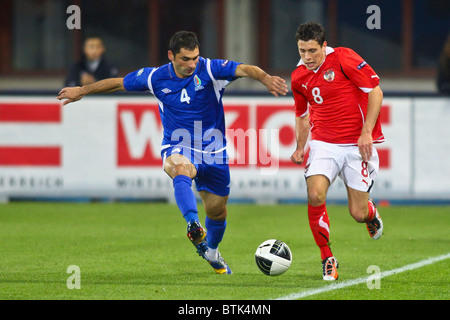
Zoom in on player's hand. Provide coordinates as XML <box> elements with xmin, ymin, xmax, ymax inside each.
<box><xmin>358</xmin><ymin>133</ymin><xmax>373</xmax><ymax>162</ymax></box>
<box><xmin>57</xmin><ymin>87</ymin><xmax>83</xmax><ymax>106</ymax></box>
<box><xmin>262</xmin><ymin>75</ymin><xmax>288</xmax><ymax>97</ymax></box>
<box><xmin>290</xmin><ymin>149</ymin><xmax>305</xmax><ymax>165</ymax></box>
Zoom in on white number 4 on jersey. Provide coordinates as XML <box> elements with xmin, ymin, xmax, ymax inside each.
<box><xmin>180</xmin><ymin>88</ymin><xmax>191</xmax><ymax>104</ymax></box>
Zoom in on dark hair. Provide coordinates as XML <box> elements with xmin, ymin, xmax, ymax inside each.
<box><xmin>295</xmin><ymin>22</ymin><xmax>326</xmax><ymax>46</ymax></box>
<box><xmin>169</xmin><ymin>31</ymin><xmax>200</xmax><ymax>56</ymax></box>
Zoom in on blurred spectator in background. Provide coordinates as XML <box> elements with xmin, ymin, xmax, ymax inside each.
<box><xmin>437</xmin><ymin>34</ymin><xmax>450</xmax><ymax>95</ymax></box>
<box><xmin>64</xmin><ymin>35</ymin><xmax>118</xmax><ymax>87</ymax></box>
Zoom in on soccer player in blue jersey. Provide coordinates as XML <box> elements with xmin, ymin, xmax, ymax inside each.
<box><xmin>57</xmin><ymin>31</ymin><xmax>288</xmax><ymax>274</ymax></box>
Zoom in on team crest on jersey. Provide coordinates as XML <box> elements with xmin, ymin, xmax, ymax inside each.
<box><xmin>323</xmin><ymin>68</ymin><xmax>335</xmax><ymax>82</ymax></box>
<box><xmin>194</xmin><ymin>75</ymin><xmax>204</xmax><ymax>91</ymax></box>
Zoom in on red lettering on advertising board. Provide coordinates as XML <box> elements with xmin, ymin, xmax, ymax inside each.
<box><xmin>116</xmin><ymin>103</ymin><xmax>392</xmax><ymax>169</ymax></box>
<box><xmin>256</xmin><ymin>105</ymin><xmax>309</xmax><ymax>168</ymax></box>
<box><xmin>224</xmin><ymin>105</ymin><xmax>250</xmax><ymax>167</ymax></box>
<box><xmin>117</xmin><ymin>104</ymin><xmax>163</xmax><ymax>166</ymax></box>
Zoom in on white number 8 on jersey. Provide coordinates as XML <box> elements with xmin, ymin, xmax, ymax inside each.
<box><xmin>312</xmin><ymin>87</ymin><xmax>323</xmax><ymax>104</ymax></box>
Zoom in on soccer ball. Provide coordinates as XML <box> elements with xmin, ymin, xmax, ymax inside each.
<box><xmin>255</xmin><ymin>239</ymin><xmax>292</xmax><ymax>276</ymax></box>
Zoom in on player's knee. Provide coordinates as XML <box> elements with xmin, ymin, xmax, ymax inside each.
<box><xmin>349</xmin><ymin>206</ymin><xmax>368</xmax><ymax>223</ymax></box>
<box><xmin>164</xmin><ymin>159</ymin><xmax>195</xmax><ymax>178</ymax></box>
<box><xmin>308</xmin><ymin>188</ymin><xmax>327</xmax><ymax>206</ymax></box>
<box><xmin>172</xmin><ymin>163</ymin><xmax>191</xmax><ymax>177</ymax></box>
<box><xmin>206</xmin><ymin>206</ymin><xmax>227</xmax><ymax>221</ymax></box>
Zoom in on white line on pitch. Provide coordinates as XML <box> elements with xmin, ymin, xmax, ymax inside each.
<box><xmin>274</xmin><ymin>252</ymin><xmax>450</xmax><ymax>300</ymax></box>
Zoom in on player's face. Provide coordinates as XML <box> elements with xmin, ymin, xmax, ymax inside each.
<box><xmin>83</xmin><ymin>38</ymin><xmax>105</xmax><ymax>61</ymax></box>
<box><xmin>169</xmin><ymin>47</ymin><xmax>200</xmax><ymax>78</ymax></box>
<box><xmin>297</xmin><ymin>40</ymin><xmax>327</xmax><ymax>71</ymax></box>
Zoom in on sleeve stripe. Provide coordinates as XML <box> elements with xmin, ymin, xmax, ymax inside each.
<box><xmin>206</xmin><ymin>58</ymin><xmax>229</xmax><ymax>102</ymax></box>
<box><xmin>146</xmin><ymin>68</ymin><xmax>158</xmax><ymax>95</ymax></box>
<box><xmin>359</xmin><ymin>87</ymin><xmax>374</xmax><ymax>93</ymax></box>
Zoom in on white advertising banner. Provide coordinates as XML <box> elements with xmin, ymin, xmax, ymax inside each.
<box><xmin>413</xmin><ymin>98</ymin><xmax>450</xmax><ymax>197</ymax></box>
<box><xmin>0</xmin><ymin>95</ymin><xmax>448</xmax><ymax>202</ymax></box>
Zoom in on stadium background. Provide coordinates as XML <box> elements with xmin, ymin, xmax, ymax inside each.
<box><xmin>0</xmin><ymin>0</ymin><xmax>449</xmax><ymax>204</ymax></box>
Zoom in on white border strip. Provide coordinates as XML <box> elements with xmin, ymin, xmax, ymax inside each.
<box><xmin>275</xmin><ymin>252</ymin><xmax>450</xmax><ymax>300</ymax></box>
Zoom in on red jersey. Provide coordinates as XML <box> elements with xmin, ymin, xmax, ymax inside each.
<box><xmin>291</xmin><ymin>47</ymin><xmax>384</xmax><ymax>145</ymax></box>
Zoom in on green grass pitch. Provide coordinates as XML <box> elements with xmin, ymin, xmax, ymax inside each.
<box><xmin>0</xmin><ymin>202</ymin><xmax>448</xmax><ymax>300</ymax></box>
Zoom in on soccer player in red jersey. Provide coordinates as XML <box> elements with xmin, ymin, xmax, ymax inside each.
<box><xmin>290</xmin><ymin>22</ymin><xmax>384</xmax><ymax>281</ymax></box>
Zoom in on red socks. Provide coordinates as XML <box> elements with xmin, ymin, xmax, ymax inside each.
<box><xmin>308</xmin><ymin>201</ymin><xmax>375</xmax><ymax>260</ymax></box>
<box><xmin>308</xmin><ymin>203</ymin><xmax>333</xmax><ymax>260</ymax></box>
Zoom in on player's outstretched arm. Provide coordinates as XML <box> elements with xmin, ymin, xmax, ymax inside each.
<box><xmin>235</xmin><ymin>64</ymin><xmax>288</xmax><ymax>97</ymax></box>
<box><xmin>57</xmin><ymin>78</ymin><xmax>125</xmax><ymax>106</ymax></box>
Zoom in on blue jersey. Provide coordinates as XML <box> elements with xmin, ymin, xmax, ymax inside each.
<box><xmin>123</xmin><ymin>57</ymin><xmax>241</xmax><ymax>153</ymax></box>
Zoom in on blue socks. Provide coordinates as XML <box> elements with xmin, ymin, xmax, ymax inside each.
<box><xmin>173</xmin><ymin>175</ymin><xmax>227</xmax><ymax>251</ymax></box>
<box><xmin>205</xmin><ymin>217</ymin><xmax>227</xmax><ymax>249</ymax></box>
<box><xmin>173</xmin><ymin>175</ymin><xmax>199</xmax><ymax>224</ymax></box>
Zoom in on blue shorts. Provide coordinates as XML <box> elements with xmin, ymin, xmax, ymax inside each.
<box><xmin>161</xmin><ymin>146</ymin><xmax>230</xmax><ymax>197</ymax></box>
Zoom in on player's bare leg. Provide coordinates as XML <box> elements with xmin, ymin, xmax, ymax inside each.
<box><xmin>346</xmin><ymin>186</ymin><xmax>383</xmax><ymax>239</ymax></box>
<box><xmin>199</xmin><ymin>190</ymin><xmax>228</xmax><ymax>221</ymax></box>
<box><xmin>346</xmin><ymin>186</ymin><xmax>370</xmax><ymax>223</ymax></box>
<box><xmin>306</xmin><ymin>175</ymin><xmax>338</xmax><ymax>280</ymax></box>
<box><xmin>198</xmin><ymin>190</ymin><xmax>232</xmax><ymax>274</ymax></box>
<box><xmin>306</xmin><ymin>174</ymin><xmax>329</xmax><ymax>206</ymax></box>
<box><xmin>164</xmin><ymin>153</ymin><xmax>197</xmax><ymax>179</ymax></box>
